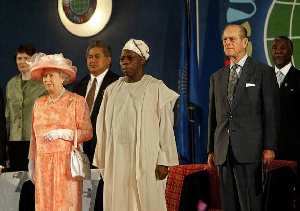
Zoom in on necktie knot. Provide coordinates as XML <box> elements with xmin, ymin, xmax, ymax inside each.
<box><xmin>232</xmin><ymin>64</ymin><xmax>239</xmax><ymax>71</ymax></box>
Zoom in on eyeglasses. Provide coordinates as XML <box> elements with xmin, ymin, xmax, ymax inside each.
<box><xmin>119</xmin><ymin>55</ymin><xmax>137</xmax><ymax>63</ymax></box>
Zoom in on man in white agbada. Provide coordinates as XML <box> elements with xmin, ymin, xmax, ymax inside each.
<box><xmin>93</xmin><ymin>39</ymin><xmax>179</xmax><ymax>210</ymax></box>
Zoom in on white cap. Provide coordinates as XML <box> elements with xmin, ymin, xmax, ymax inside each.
<box><xmin>123</xmin><ymin>38</ymin><xmax>150</xmax><ymax>60</ymax></box>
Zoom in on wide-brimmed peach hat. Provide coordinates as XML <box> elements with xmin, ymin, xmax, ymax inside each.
<box><xmin>28</xmin><ymin>53</ymin><xmax>77</xmax><ymax>84</ymax></box>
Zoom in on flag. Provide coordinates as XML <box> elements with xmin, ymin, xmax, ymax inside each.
<box><xmin>176</xmin><ymin>0</ymin><xmax>192</xmax><ymax>164</ymax></box>
<box><xmin>176</xmin><ymin>0</ymin><xmax>200</xmax><ymax>164</ymax></box>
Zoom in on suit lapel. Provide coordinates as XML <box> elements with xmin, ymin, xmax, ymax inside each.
<box><xmin>77</xmin><ymin>76</ymin><xmax>90</xmax><ymax>96</ymax></box>
<box><xmin>91</xmin><ymin>70</ymin><xmax>113</xmax><ymax>116</ymax></box>
<box><xmin>221</xmin><ymin>66</ymin><xmax>230</xmax><ymax>113</ymax></box>
<box><xmin>231</xmin><ymin>57</ymin><xmax>253</xmax><ymax>110</ymax></box>
<box><xmin>281</xmin><ymin>66</ymin><xmax>296</xmax><ymax>90</ymax></box>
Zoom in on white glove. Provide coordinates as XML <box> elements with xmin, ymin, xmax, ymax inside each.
<box><xmin>28</xmin><ymin>160</ymin><xmax>35</xmax><ymax>184</ymax></box>
<box><xmin>44</xmin><ymin>129</ymin><xmax>74</xmax><ymax>142</ymax></box>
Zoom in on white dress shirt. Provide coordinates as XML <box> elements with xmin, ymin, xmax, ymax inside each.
<box><xmin>275</xmin><ymin>62</ymin><xmax>292</xmax><ymax>78</ymax></box>
<box><xmin>85</xmin><ymin>69</ymin><xmax>109</xmax><ymax>112</ymax></box>
<box><xmin>230</xmin><ymin>54</ymin><xmax>248</xmax><ymax>78</ymax></box>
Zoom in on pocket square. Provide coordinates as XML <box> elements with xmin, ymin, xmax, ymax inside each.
<box><xmin>246</xmin><ymin>83</ymin><xmax>255</xmax><ymax>87</ymax></box>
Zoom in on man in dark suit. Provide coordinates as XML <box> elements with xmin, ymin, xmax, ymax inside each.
<box><xmin>73</xmin><ymin>40</ymin><xmax>119</xmax><ymax>211</ymax></box>
<box><xmin>207</xmin><ymin>24</ymin><xmax>280</xmax><ymax>211</ymax></box>
<box><xmin>271</xmin><ymin>36</ymin><xmax>300</xmax><ymax>177</ymax></box>
<box><xmin>73</xmin><ymin>40</ymin><xmax>119</xmax><ymax>162</ymax></box>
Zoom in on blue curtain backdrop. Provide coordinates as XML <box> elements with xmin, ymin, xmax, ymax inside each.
<box><xmin>197</xmin><ymin>0</ymin><xmax>224</xmax><ymax>164</ymax></box>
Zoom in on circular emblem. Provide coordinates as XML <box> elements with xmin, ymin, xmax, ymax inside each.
<box><xmin>58</xmin><ymin>0</ymin><xmax>112</xmax><ymax>37</ymax></box>
<box><xmin>63</xmin><ymin>0</ymin><xmax>97</xmax><ymax>24</ymax></box>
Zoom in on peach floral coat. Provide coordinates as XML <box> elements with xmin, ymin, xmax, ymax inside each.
<box><xmin>28</xmin><ymin>93</ymin><xmax>93</xmax><ymax>211</ymax></box>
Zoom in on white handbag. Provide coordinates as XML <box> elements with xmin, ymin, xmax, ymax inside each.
<box><xmin>70</xmin><ymin>130</ymin><xmax>91</xmax><ymax>180</ymax></box>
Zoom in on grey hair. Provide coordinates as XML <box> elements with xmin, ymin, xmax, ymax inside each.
<box><xmin>86</xmin><ymin>40</ymin><xmax>112</xmax><ymax>58</ymax></box>
<box><xmin>59</xmin><ymin>71</ymin><xmax>70</xmax><ymax>85</ymax></box>
<box><xmin>222</xmin><ymin>24</ymin><xmax>248</xmax><ymax>39</ymax></box>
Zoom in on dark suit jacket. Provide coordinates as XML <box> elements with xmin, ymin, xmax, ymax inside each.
<box><xmin>73</xmin><ymin>70</ymin><xmax>119</xmax><ymax>162</ymax></box>
<box><xmin>208</xmin><ymin>56</ymin><xmax>280</xmax><ymax>165</ymax></box>
<box><xmin>276</xmin><ymin>66</ymin><xmax>300</xmax><ymax>164</ymax></box>
<box><xmin>0</xmin><ymin>87</ymin><xmax>7</xmax><ymax>166</ymax></box>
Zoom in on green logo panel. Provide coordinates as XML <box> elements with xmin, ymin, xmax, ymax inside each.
<box><xmin>266</xmin><ymin>1</ymin><xmax>300</xmax><ymax>68</ymax></box>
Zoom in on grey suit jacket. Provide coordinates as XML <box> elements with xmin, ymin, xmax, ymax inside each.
<box><xmin>207</xmin><ymin>56</ymin><xmax>280</xmax><ymax>165</ymax></box>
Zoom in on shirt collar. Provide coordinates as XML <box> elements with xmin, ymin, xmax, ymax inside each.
<box><xmin>275</xmin><ymin>63</ymin><xmax>292</xmax><ymax>76</ymax></box>
<box><xmin>230</xmin><ymin>54</ymin><xmax>248</xmax><ymax>69</ymax></box>
<box><xmin>90</xmin><ymin>68</ymin><xmax>109</xmax><ymax>82</ymax></box>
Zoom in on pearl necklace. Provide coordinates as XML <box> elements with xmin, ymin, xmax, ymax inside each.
<box><xmin>48</xmin><ymin>88</ymin><xmax>66</xmax><ymax>104</ymax></box>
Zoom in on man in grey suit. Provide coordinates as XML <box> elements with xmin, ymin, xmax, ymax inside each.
<box><xmin>271</xmin><ymin>36</ymin><xmax>300</xmax><ymax>178</ymax></box>
<box><xmin>207</xmin><ymin>24</ymin><xmax>280</xmax><ymax>211</ymax></box>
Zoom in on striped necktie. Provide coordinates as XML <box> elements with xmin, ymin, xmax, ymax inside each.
<box><xmin>86</xmin><ymin>78</ymin><xmax>97</xmax><ymax>111</ymax></box>
<box><xmin>276</xmin><ymin>70</ymin><xmax>285</xmax><ymax>87</ymax></box>
<box><xmin>227</xmin><ymin>64</ymin><xmax>239</xmax><ymax>108</ymax></box>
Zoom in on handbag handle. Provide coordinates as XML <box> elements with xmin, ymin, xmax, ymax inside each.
<box><xmin>73</xmin><ymin>130</ymin><xmax>84</xmax><ymax>152</ymax></box>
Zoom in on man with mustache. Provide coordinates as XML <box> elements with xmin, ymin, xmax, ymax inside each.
<box><xmin>93</xmin><ymin>39</ymin><xmax>179</xmax><ymax>211</ymax></box>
